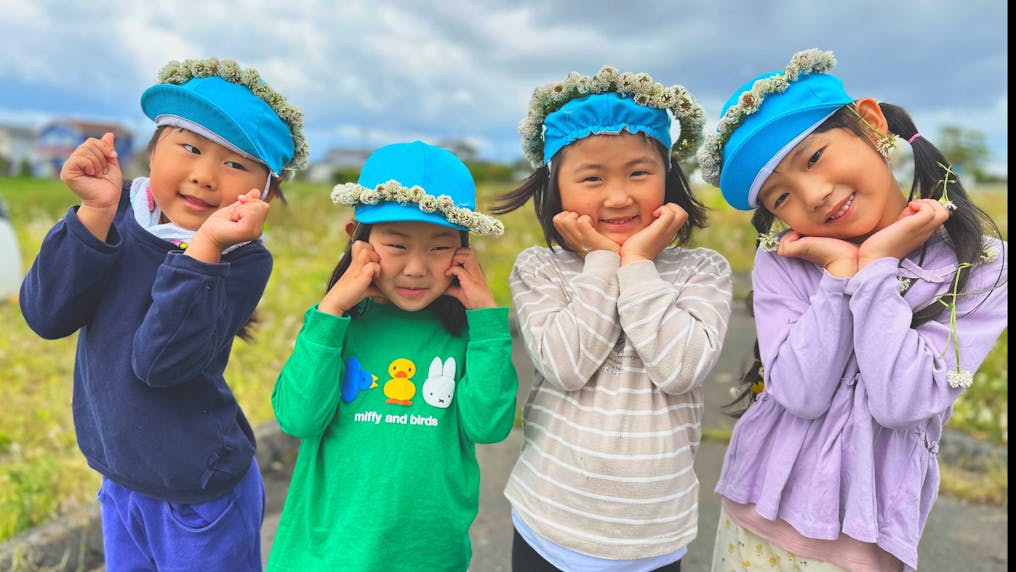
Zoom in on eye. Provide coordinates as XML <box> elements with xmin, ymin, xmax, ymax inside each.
<box><xmin>431</xmin><ymin>245</ymin><xmax>453</xmax><ymax>252</ymax></box>
<box><xmin>384</xmin><ymin>243</ymin><xmax>407</xmax><ymax>251</ymax></box>
<box><xmin>772</xmin><ymin>192</ymin><xmax>790</xmax><ymax>209</ymax></box>
<box><xmin>630</xmin><ymin>169</ymin><xmax>650</xmax><ymax>178</ymax></box>
<box><xmin>806</xmin><ymin>148</ymin><xmax>824</xmax><ymax>168</ymax></box>
<box><xmin>225</xmin><ymin>160</ymin><xmax>249</xmax><ymax>171</ymax></box>
<box><xmin>182</xmin><ymin>144</ymin><xmax>200</xmax><ymax>155</ymax></box>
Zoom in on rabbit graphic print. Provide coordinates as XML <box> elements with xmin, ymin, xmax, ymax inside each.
<box><xmin>423</xmin><ymin>357</ymin><xmax>456</xmax><ymax>408</ymax></box>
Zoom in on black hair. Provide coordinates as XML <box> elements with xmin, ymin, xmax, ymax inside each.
<box><xmin>724</xmin><ymin>101</ymin><xmax>1006</xmax><ymax>417</ymax></box>
<box><xmin>145</xmin><ymin>126</ymin><xmax>288</xmax><ymax>343</ymax></box>
<box><xmin>327</xmin><ymin>222</ymin><xmax>469</xmax><ymax>336</ymax></box>
<box><xmin>492</xmin><ymin>135</ymin><xmax>708</xmax><ymax>250</ymax></box>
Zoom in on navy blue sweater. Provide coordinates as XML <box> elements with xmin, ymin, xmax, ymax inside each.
<box><xmin>20</xmin><ymin>183</ymin><xmax>272</xmax><ymax>503</ymax></box>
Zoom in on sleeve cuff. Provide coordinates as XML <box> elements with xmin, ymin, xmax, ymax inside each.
<box><xmin>617</xmin><ymin>259</ymin><xmax>661</xmax><ymax>292</ymax></box>
<box><xmin>301</xmin><ymin>304</ymin><xmax>351</xmax><ymax>346</ymax></box>
<box><xmin>844</xmin><ymin>257</ymin><xmax>898</xmax><ymax>296</ymax></box>
<box><xmin>66</xmin><ymin>206</ymin><xmax>122</xmax><ymax>251</ymax></box>
<box><xmin>583</xmin><ymin>250</ymin><xmax>621</xmax><ymax>275</ymax></box>
<box><xmin>466</xmin><ymin>307</ymin><xmax>511</xmax><ymax>341</ymax></box>
<box><xmin>164</xmin><ymin>251</ymin><xmax>231</xmax><ymax>277</ymax></box>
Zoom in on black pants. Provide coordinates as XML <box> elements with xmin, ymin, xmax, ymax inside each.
<box><xmin>511</xmin><ymin>529</ymin><xmax>682</xmax><ymax>572</ymax></box>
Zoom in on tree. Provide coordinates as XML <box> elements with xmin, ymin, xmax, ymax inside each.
<box><xmin>936</xmin><ymin>125</ymin><xmax>991</xmax><ymax>183</ymax></box>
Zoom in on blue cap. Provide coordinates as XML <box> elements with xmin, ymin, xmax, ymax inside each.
<box><xmin>141</xmin><ymin>76</ymin><xmax>295</xmax><ymax>176</ymax></box>
<box><xmin>543</xmin><ymin>92</ymin><xmax>671</xmax><ymax>163</ymax></box>
<box><xmin>354</xmin><ymin>141</ymin><xmax>476</xmax><ymax>231</ymax></box>
<box><xmin>718</xmin><ymin>71</ymin><xmax>852</xmax><ymax>210</ymax></box>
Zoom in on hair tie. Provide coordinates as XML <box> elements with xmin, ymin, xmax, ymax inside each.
<box><xmin>907</xmin><ymin>133</ymin><xmax>922</xmax><ymax>144</ymax></box>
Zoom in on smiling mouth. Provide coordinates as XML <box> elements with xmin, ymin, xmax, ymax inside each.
<box><xmin>181</xmin><ymin>194</ymin><xmax>215</xmax><ymax>210</ymax></box>
<box><xmin>600</xmin><ymin>215</ymin><xmax>638</xmax><ymax>225</ymax></box>
<box><xmin>396</xmin><ymin>286</ymin><xmax>429</xmax><ymax>297</ymax></box>
<box><xmin>826</xmin><ymin>194</ymin><xmax>855</xmax><ymax>222</ymax></box>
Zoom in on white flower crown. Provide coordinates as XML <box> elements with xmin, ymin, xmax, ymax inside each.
<box><xmin>519</xmin><ymin>66</ymin><xmax>706</xmax><ymax>168</ymax></box>
<box><xmin>698</xmin><ymin>49</ymin><xmax>837</xmax><ymax>187</ymax></box>
<box><xmin>158</xmin><ymin>57</ymin><xmax>310</xmax><ymax>178</ymax></box>
<box><xmin>331</xmin><ymin>180</ymin><xmax>505</xmax><ymax>237</ymax></box>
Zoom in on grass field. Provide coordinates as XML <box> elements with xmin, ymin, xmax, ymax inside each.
<box><xmin>0</xmin><ymin>176</ymin><xmax>1007</xmax><ymax>542</ymax></box>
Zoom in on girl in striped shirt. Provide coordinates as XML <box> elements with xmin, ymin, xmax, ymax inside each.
<box><xmin>493</xmin><ymin>67</ymin><xmax>734</xmax><ymax>571</ymax></box>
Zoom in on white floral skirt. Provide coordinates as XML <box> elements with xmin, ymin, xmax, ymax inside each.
<box><xmin>711</xmin><ymin>508</ymin><xmax>845</xmax><ymax>572</ymax></box>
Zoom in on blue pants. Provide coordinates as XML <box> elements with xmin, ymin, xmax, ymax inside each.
<box><xmin>97</xmin><ymin>459</ymin><xmax>265</xmax><ymax>571</ymax></box>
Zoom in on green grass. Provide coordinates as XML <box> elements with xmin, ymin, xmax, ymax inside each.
<box><xmin>0</xmin><ymin>177</ymin><xmax>1008</xmax><ymax>541</ymax></box>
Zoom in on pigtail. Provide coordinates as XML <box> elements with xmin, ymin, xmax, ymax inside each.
<box><xmin>492</xmin><ymin>164</ymin><xmax>568</xmax><ymax>250</ymax></box>
<box><xmin>665</xmin><ymin>156</ymin><xmax>709</xmax><ymax>246</ymax></box>
<box><xmin>879</xmin><ymin>103</ymin><xmax>1003</xmax><ymax>327</ymax></box>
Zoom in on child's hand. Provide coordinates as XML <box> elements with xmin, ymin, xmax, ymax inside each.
<box><xmin>857</xmin><ymin>198</ymin><xmax>950</xmax><ymax>269</ymax></box>
<box><xmin>777</xmin><ymin>231</ymin><xmax>859</xmax><ymax>278</ymax></box>
<box><xmin>319</xmin><ymin>241</ymin><xmax>382</xmax><ymax>316</ymax></box>
<box><xmin>444</xmin><ymin>247</ymin><xmax>496</xmax><ymax>309</ymax></box>
<box><xmin>619</xmin><ymin>202</ymin><xmax>687</xmax><ymax>264</ymax></box>
<box><xmin>204</xmin><ymin>189</ymin><xmax>271</xmax><ymax>245</ymax></box>
<box><xmin>186</xmin><ymin>190</ymin><xmax>270</xmax><ymax>262</ymax></box>
<box><xmin>552</xmin><ymin>211</ymin><xmax>619</xmax><ymax>257</ymax></box>
<box><xmin>61</xmin><ymin>132</ymin><xmax>121</xmax><ymax>210</ymax></box>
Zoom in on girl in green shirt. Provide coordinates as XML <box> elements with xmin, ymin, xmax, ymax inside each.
<box><xmin>267</xmin><ymin>141</ymin><xmax>518</xmax><ymax>572</ymax></box>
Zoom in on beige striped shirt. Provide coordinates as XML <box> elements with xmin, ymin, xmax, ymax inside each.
<box><xmin>504</xmin><ymin>246</ymin><xmax>733</xmax><ymax>560</ymax></box>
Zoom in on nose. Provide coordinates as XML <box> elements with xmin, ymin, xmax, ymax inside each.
<box><xmin>802</xmin><ymin>183</ymin><xmax>833</xmax><ymax>212</ymax></box>
<box><xmin>189</xmin><ymin>156</ymin><xmax>217</xmax><ymax>189</ymax></box>
<box><xmin>401</xmin><ymin>253</ymin><xmax>428</xmax><ymax>277</ymax></box>
<box><xmin>603</xmin><ymin>182</ymin><xmax>632</xmax><ymax>208</ymax></box>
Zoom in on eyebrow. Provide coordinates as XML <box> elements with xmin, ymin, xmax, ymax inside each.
<box><xmin>378</xmin><ymin>229</ymin><xmax>457</xmax><ymax>240</ymax></box>
<box><xmin>570</xmin><ymin>156</ymin><xmax>658</xmax><ymax>172</ymax></box>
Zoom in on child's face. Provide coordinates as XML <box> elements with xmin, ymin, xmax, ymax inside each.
<box><xmin>148</xmin><ymin>128</ymin><xmax>271</xmax><ymax>231</ymax></box>
<box><xmin>556</xmin><ymin>132</ymin><xmax>666</xmax><ymax>246</ymax></box>
<box><xmin>367</xmin><ymin>221</ymin><xmax>462</xmax><ymax>311</ymax></box>
<box><xmin>755</xmin><ymin>127</ymin><xmax>905</xmax><ymax>241</ymax></box>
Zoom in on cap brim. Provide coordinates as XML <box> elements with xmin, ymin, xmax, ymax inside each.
<box><xmin>354</xmin><ymin>203</ymin><xmax>468</xmax><ymax>231</ymax></box>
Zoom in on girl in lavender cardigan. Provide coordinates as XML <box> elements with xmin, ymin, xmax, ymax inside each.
<box><xmin>697</xmin><ymin>49</ymin><xmax>1007</xmax><ymax>571</ymax></box>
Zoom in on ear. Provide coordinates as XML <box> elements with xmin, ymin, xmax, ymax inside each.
<box><xmin>429</xmin><ymin>357</ymin><xmax>443</xmax><ymax>377</ymax></box>
<box><xmin>854</xmin><ymin>97</ymin><xmax>889</xmax><ymax>137</ymax></box>
<box><xmin>443</xmin><ymin>358</ymin><xmax>456</xmax><ymax>379</ymax></box>
<box><xmin>345</xmin><ymin>219</ymin><xmax>358</xmax><ymax>238</ymax></box>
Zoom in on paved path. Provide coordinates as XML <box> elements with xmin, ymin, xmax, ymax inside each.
<box><xmin>260</xmin><ymin>275</ymin><xmax>1008</xmax><ymax>571</ymax></box>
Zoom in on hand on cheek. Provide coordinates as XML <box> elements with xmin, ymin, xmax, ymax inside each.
<box><xmin>444</xmin><ymin>248</ymin><xmax>496</xmax><ymax>309</ymax></box>
<box><xmin>553</xmin><ymin>211</ymin><xmax>619</xmax><ymax>257</ymax></box>
<box><xmin>620</xmin><ymin>203</ymin><xmax>687</xmax><ymax>264</ymax></box>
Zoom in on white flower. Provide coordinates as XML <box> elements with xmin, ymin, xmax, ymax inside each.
<box><xmin>155</xmin><ymin>57</ymin><xmax>309</xmax><ymax>172</ymax></box>
<box><xmin>758</xmin><ymin>231</ymin><xmax>780</xmax><ymax>252</ymax></box>
<box><xmin>519</xmin><ymin>65</ymin><xmax>705</xmax><ymax>168</ymax></box>
<box><xmin>329</xmin><ymin>181</ymin><xmax>503</xmax><ymax>236</ymax></box>
<box><xmin>978</xmin><ymin>244</ymin><xmax>999</xmax><ymax>265</ymax></box>
<box><xmin>947</xmin><ymin>370</ymin><xmax>974</xmax><ymax>390</ymax></box>
<box><xmin>697</xmin><ymin>48</ymin><xmax>837</xmax><ymax>191</ymax></box>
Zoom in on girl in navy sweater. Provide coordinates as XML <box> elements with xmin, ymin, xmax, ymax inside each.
<box><xmin>19</xmin><ymin>57</ymin><xmax>307</xmax><ymax>571</ymax></box>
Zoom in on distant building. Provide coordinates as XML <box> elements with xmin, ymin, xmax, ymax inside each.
<box><xmin>435</xmin><ymin>139</ymin><xmax>478</xmax><ymax>163</ymax></box>
<box><xmin>0</xmin><ymin>124</ymin><xmax>36</xmax><ymax>176</ymax></box>
<box><xmin>35</xmin><ymin>119</ymin><xmax>133</xmax><ymax>178</ymax></box>
<box><xmin>305</xmin><ymin>147</ymin><xmax>372</xmax><ymax>183</ymax></box>
<box><xmin>306</xmin><ymin>138</ymin><xmax>480</xmax><ymax>184</ymax></box>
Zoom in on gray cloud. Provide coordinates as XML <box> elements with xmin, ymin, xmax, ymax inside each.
<box><xmin>0</xmin><ymin>0</ymin><xmax>1006</xmax><ymax>170</ymax></box>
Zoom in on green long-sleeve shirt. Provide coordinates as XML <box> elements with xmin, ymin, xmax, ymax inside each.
<box><xmin>267</xmin><ymin>301</ymin><xmax>518</xmax><ymax>572</ymax></box>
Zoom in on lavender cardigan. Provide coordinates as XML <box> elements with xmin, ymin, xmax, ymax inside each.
<box><xmin>716</xmin><ymin>233</ymin><xmax>1007</xmax><ymax>570</ymax></box>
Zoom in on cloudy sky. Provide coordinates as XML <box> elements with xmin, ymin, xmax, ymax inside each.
<box><xmin>0</xmin><ymin>0</ymin><xmax>1007</xmax><ymax>174</ymax></box>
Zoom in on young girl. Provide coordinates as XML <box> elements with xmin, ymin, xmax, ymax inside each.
<box><xmin>697</xmin><ymin>49</ymin><xmax>1008</xmax><ymax>571</ymax></box>
<box><xmin>267</xmin><ymin>140</ymin><xmax>518</xmax><ymax>571</ymax></box>
<box><xmin>19</xmin><ymin>58</ymin><xmax>307</xmax><ymax>571</ymax></box>
<box><xmin>495</xmin><ymin>67</ymin><xmax>734</xmax><ymax>571</ymax></box>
